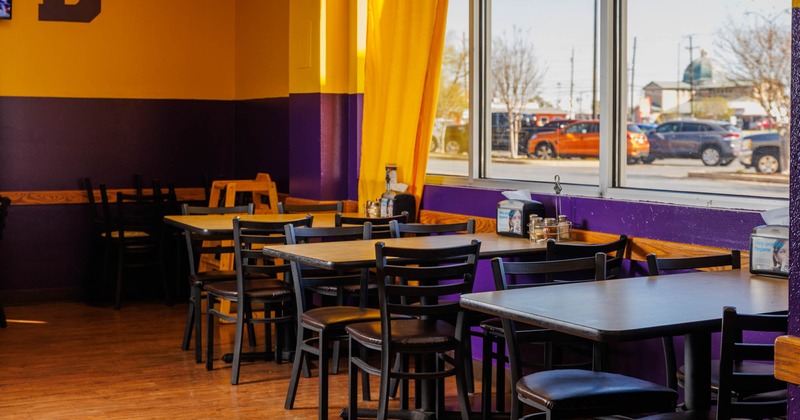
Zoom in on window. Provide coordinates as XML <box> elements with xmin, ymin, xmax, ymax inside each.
<box><xmin>428</xmin><ymin>0</ymin><xmax>790</xmax><ymax>209</ymax></box>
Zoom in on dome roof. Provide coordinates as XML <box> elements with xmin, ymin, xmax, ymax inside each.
<box><xmin>683</xmin><ymin>50</ymin><xmax>714</xmax><ymax>84</ymax></box>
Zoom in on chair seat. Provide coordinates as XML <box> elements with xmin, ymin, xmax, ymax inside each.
<box><xmin>516</xmin><ymin>369</ymin><xmax>678</xmax><ymax>416</ymax></box>
<box><xmin>311</xmin><ymin>282</ymin><xmax>378</xmax><ymax>295</ymax></box>
<box><xmin>676</xmin><ymin>360</ymin><xmax>776</xmax><ymax>391</ymax></box>
<box><xmin>346</xmin><ymin>319</ymin><xmax>456</xmax><ymax>349</ymax></box>
<box><xmin>300</xmin><ymin>306</ymin><xmax>381</xmax><ymax>331</ymax></box>
<box><xmin>480</xmin><ymin>317</ymin><xmax>553</xmax><ymax>335</ymax></box>
<box><xmin>189</xmin><ymin>270</ymin><xmax>239</xmax><ymax>287</ymax></box>
<box><xmin>204</xmin><ymin>279</ymin><xmax>291</xmax><ymax>299</ymax></box>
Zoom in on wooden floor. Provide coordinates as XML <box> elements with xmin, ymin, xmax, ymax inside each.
<box><xmin>0</xmin><ymin>300</ymin><xmax>487</xmax><ymax>419</ymax></box>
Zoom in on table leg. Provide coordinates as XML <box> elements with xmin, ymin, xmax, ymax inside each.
<box><xmin>683</xmin><ymin>332</ymin><xmax>711</xmax><ymax>410</ymax></box>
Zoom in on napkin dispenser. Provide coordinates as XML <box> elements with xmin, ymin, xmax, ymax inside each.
<box><xmin>380</xmin><ymin>191</ymin><xmax>416</xmax><ymax>222</ymax></box>
<box><xmin>749</xmin><ymin>224</ymin><xmax>789</xmax><ymax>277</ymax></box>
<box><xmin>496</xmin><ymin>199</ymin><xmax>545</xmax><ymax>238</ymax></box>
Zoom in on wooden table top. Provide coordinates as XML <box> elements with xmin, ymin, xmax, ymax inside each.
<box><xmin>460</xmin><ymin>269</ymin><xmax>788</xmax><ymax>343</ymax></box>
<box><xmin>262</xmin><ymin>232</ymin><xmax>551</xmax><ymax>270</ymax></box>
<box><xmin>163</xmin><ymin>213</ymin><xmax>339</xmax><ymax>234</ymax></box>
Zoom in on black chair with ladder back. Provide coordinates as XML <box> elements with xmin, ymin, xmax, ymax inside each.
<box><xmin>491</xmin><ymin>254</ymin><xmax>679</xmax><ymax>419</ymax></box>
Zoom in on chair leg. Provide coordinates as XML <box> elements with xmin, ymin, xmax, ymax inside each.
<box><xmin>454</xmin><ymin>345</ymin><xmax>472</xmax><ymax>420</ymax></box>
<box><xmin>0</xmin><ymin>304</ymin><xmax>6</xmax><ymax>328</ymax></box>
<box><xmin>481</xmin><ymin>331</ymin><xmax>493</xmax><ymax>419</ymax></box>
<box><xmin>205</xmin><ymin>296</ymin><xmax>215</xmax><ymax>371</ymax></box>
<box><xmin>348</xmin><ymin>337</ymin><xmax>359</xmax><ymax>420</ymax></box>
<box><xmin>331</xmin><ymin>340</ymin><xmax>341</xmax><ymax>375</ymax></box>
<box><xmin>376</xmin><ymin>346</ymin><xmax>392</xmax><ymax>420</ymax></box>
<box><xmin>318</xmin><ymin>332</ymin><xmax>330</xmax><ymax>420</ymax></box>
<box><xmin>284</xmin><ymin>326</ymin><xmax>306</xmax><ymax>409</ymax></box>
<box><xmin>496</xmin><ymin>339</ymin><xmax>506</xmax><ymax>414</ymax></box>
<box><xmin>192</xmin><ymin>288</ymin><xmax>203</xmax><ymax>363</ymax></box>
<box><xmin>115</xmin><ymin>245</ymin><xmax>124</xmax><ymax>310</ymax></box>
<box><xmin>231</xmin><ymin>300</ymin><xmax>246</xmax><ymax>385</ymax></box>
<box><xmin>182</xmin><ymin>300</ymin><xmax>194</xmax><ymax>351</ymax></box>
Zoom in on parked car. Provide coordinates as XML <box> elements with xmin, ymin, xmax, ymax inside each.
<box><xmin>643</xmin><ymin>120</ymin><xmax>743</xmax><ymax>166</ymax></box>
<box><xmin>526</xmin><ymin>120</ymin><xmax>650</xmax><ymax>164</ymax></box>
<box><xmin>738</xmin><ymin>132</ymin><xmax>782</xmax><ymax>174</ymax></box>
<box><xmin>430</xmin><ymin>119</ymin><xmax>469</xmax><ymax>154</ymax></box>
<box><xmin>517</xmin><ymin>119</ymin><xmax>577</xmax><ymax>155</ymax></box>
<box><xmin>637</xmin><ymin>123</ymin><xmax>657</xmax><ymax>133</ymax></box>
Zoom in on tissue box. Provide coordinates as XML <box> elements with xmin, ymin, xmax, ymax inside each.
<box><xmin>496</xmin><ymin>199</ymin><xmax>545</xmax><ymax>238</ymax></box>
<box><xmin>749</xmin><ymin>225</ymin><xmax>789</xmax><ymax>277</ymax></box>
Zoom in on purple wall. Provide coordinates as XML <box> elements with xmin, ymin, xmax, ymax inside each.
<box><xmin>788</xmin><ymin>5</ymin><xmax>800</xmax><ymax>415</ymax></box>
<box><xmin>0</xmin><ymin>97</ymin><xmax>237</xmax><ymax>191</ymax></box>
<box><xmin>289</xmin><ymin>93</ymin><xmax>361</xmax><ymax>201</ymax></box>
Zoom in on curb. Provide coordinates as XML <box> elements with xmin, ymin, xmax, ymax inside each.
<box><xmin>687</xmin><ymin>172</ymin><xmax>789</xmax><ymax>184</ymax></box>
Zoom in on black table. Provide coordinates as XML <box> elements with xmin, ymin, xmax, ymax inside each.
<box><xmin>460</xmin><ymin>268</ymin><xmax>788</xmax><ymax>411</ymax></box>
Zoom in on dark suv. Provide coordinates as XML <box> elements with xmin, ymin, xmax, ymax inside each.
<box><xmin>644</xmin><ymin>120</ymin><xmax>743</xmax><ymax>166</ymax></box>
<box><xmin>738</xmin><ymin>132</ymin><xmax>782</xmax><ymax>174</ymax></box>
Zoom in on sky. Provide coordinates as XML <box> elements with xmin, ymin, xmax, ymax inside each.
<box><xmin>446</xmin><ymin>0</ymin><xmax>790</xmax><ymax>113</ymax></box>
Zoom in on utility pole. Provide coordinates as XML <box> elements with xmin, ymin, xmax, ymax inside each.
<box><xmin>569</xmin><ymin>48</ymin><xmax>575</xmax><ymax>118</ymax></box>
<box><xmin>688</xmin><ymin>35</ymin><xmax>695</xmax><ymax>116</ymax></box>
<box><xmin>591</xmin><ymin>0</ymin><xmax>598</xmax><ymax>119</ymax></box>
<box><xmin>629</xmin><ymin>37</ymin><xmax>637</xmax><ymax>122</ymax></box>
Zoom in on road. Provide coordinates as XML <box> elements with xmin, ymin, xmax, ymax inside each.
<box><xmin>427</xmin><ymin>155</ymin><xmax>789</xmax><ymax>199</ymax></box>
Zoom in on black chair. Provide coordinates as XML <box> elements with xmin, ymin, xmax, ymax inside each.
<box><xmin>646</xmin><ymin>250</ymin><xmax>743</xmax><ymax>394</ymax></box>
<box><xmin>335</xmin><ymin>212</ymin><xmax>408</xmax><ymax>239</ymax></box>
<box><xmin>388</xmin><ymin>218</ymin><xmax>481</xmax><ymax>394</ymax></box>
<box><xmin>278</xmin><ymin>200</ymin><xmax>343</xmax><ymax>214</ymax></box>
<box><xmin>346</xmin><ymin>240</ymin><xmax>481</xmax><ymax>420</ymax></box>
<box><xmin>179</xmin><ymin>203</ymin><xmax>255</xmax><ymax>363</ymax></box>
<box><xmin>388</xmin><ymin>218</ymin><xmax>475</xmax><ymax>238</ymax></box>
<box><xmin>546</xmin><ymin>234</ymin><xmax>629</xmax><ymax>280</ymax></box>
<box><xmin>639</xmin><ymin>306</ymin><xmax>787</xmax><ymax>420</ymax></box>
<box><xmin>283</xmin><ymin>224</ymin><xmax>380</xmax><ymax>420</ymax></box>
<box><xmin>112</xmin><ymin>191</ymin><xmax>172</xmax><ymax>309</ymax></box>
<box><xmin>204</xmin><ymin>216</ymin><xmax>312</xmax><ymax>385</ymax></box>
<box><xmin>488</xmin><ymin>253</ymin><xmax>605</xmax><ymax>419</ymax></box>
<box><xmin>0</xmin><ymin>195</ymin><xmax>10</xmax><ymax>327</ymax></box>
<box><xmin>491</xmin><ymin>255</ymin><xmax>679</xmax><ymax>419</ymax></box>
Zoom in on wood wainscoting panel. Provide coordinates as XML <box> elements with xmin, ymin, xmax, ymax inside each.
<box><xmin>775</xmin><ymin>335</ymin><xmax>800</xmax><ymax>385</ymax></box>
<box><xmin>418</xmin><ymin>209</ymin><xmax>749</xmax><ymax>264</ymax></box>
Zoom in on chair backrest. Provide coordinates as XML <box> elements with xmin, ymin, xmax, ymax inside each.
<box><xmin>232</xmin><ymin>217</ymin><xmax>310</xmax><ymax>295</ymax></box>
<box><xmin>336</xmin><ymin>212</ymin><xmax>408</xmax><ymax>239</ymax></box>
<box><xmin>646</xmin><ymin>250</ymin><xmax>743</xmax><ymax>392</ymax></box>
<box><xmin>388</xmin><ymin>219</ymin><xmax>475</xmax><ymax>238</ymax></box>
<box><xmin>0</xmin><ymin>195</ymin><xmax>10</xmax><ymax>241</ymax></box>
<box><xmin>491</xmin><ymin>254</ymin><xmax>607</xmax><ymax>387</ymax></box>
<box><xmin>284</xmin><ymin>224</ymin><xmax>371</xmax><ymax>312</ymax></box>
<box><xmin>278</xmin><ymin>200</ymin><xmax>343</xmax><ymax>214</ymax></box>
<box><xmin>546</xmin><ymin>235</ymin><xmax>628</xmax><ymax>280</ymax></box>
<box><xmin>180</xmin><ymin>203</ymin><xmax>257</xmax><ymax>276</ymax></box>
<box><xmin>115</xmin><ymin>192</ymin><xmax>168</xmax><ymax>240</ymax></box>
<box><xmin>716</xmin><ymin>306</ymin><xmax>787</xmax><ymax>420</ymax></box>
<box><xmin>374</xmin><ymin>240</ymin><xmax>481</xmax><ymax>342</ymax></box>
<box><xmin>646</xmin><ymin>250</ymin><xmax>741</xmax><ymax>275</ymax></box>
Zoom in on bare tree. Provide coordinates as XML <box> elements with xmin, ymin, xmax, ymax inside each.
<box><xmin>716</xmin><ymin>11</ymin><xmax>791</xmax><ymax>172</ymax></box>
<box><xmin>492</xmin><ymin>26</ymin><xmax>546</xmax><ymax>158</ymax></box>
<box><xmin>437</xmin><ymin>31</ymin><xmax>469</xmax><ymax>121</ymax></box>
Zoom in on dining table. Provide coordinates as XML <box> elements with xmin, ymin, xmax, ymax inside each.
<box><xmin>263</xmin><ymin>232</ymin><xmax>552</xmax><ymax>419</ymax></box>
<box><xmin>459</xmin><ymin>268</ymin><xmax>788</xmax><ymax>411</ymax></box>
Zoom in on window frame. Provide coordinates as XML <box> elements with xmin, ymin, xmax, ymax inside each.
<box><xmin>425</xmin><ymin>0</ymin><xmax>788</xmax><ymax>212</ymax></box>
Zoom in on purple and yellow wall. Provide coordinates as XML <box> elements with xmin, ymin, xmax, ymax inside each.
<box><xmin>0</xmin><ymin>0</ymin><xmax>363</xmax><ymax>299</ymax></box>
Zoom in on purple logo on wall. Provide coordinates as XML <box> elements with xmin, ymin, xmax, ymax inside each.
<box><xmin>39</xmin><ymin>0</ymin><xmax>100</xmax><ymax>23</ymax></box>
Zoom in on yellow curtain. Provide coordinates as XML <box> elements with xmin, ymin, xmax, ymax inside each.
<box><xmin>359</xmin><ymin>0</ymin><xmax>448</xmax><ymax>212</ymax></box>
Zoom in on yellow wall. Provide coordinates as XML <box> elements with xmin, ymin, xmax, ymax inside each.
<box><xmin>0</xmin><ymin>0</ymin><xmax>236</xmax><ymax>100</ymax></box>
<box><xmin>289</xmin><ymin>0</ymin><xmax>362</xmax><ymax>94</ymax></box>
<box><xmin>0</xmin><ymin>0</ymin><xmax>359</xmax><ymax>99</ymax></box>
<box><xmin>235</xmin><ymin>0</ymin><xmax>290</xmax><ymax>99</ymax></box>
